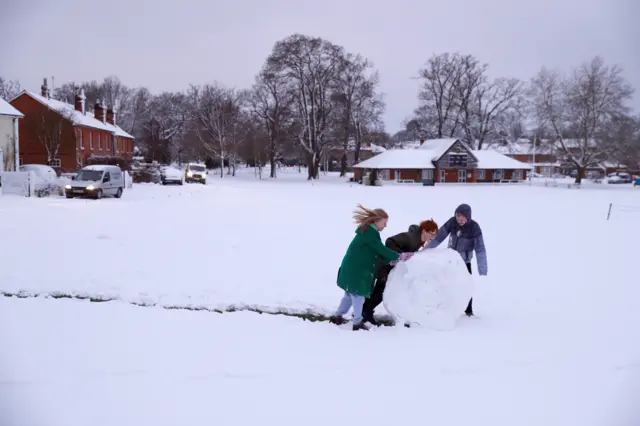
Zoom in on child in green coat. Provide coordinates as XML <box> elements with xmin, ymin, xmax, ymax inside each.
<box><xmin>330</xmin><ymin>204</ymin><xmax>414</xmax><ymax>331</ymax></box>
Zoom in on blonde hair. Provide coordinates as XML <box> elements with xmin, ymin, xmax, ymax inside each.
<box><xmin>353</xmin><ymin>204</ymin><xmax>389</xmax><ymax>233</ymax></box>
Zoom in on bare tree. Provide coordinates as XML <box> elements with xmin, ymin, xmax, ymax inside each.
<box><xmin>35</xmin><ymin>108</ymin><xmax>75</xmax><ymax>165</ymax></box>
<box><xmin>249</xmin><ymin>66</ymin><xmax>293</xmax><ymax>178</ymax></box>
<box><xmin>0</xmin><ymin>77</ymin><xmax>21</xmax><ymax>100</ymax></box>
<box><xmin>530</xmin><ymin>57</ymin><xmax>635</xmax><ymax>183</ymax></box>
<box><xmin>461</xmin><ymin>77</ymin><xmax>525</xmax><ymax>149</ymax></box>
<box><xmin>415</xmin><ymin>53</ymin><xmax>486</xmax><ymax>139</ymax></box>
<box><xmin>188</xmin><ymin>83</ymin><xmax>242</xmax><ymax>178</ymax></box>
<box><xmin>141</xmin><ymin>91</ymin><xmax>187</xmax><ymax>163</ymax></box>
<box><xmin>266</xmin><ymin>34</ymin><xmax>345</xmax><ymax>179</ymax></box>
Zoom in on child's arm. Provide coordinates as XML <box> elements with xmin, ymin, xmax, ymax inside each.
<box><xmin>474</xmin><ymin>229</ymin><xmax>488</xmax><ymax>276</ymax></box>
<box><xmin>366</xmin><ymin>231</ymin><xmax>401</xmax><ymax>264</ymax></box>
<box><xmin>425</xmin><ymin>217</ymin><xmax>454</xmax><ymax>249</ymax></box>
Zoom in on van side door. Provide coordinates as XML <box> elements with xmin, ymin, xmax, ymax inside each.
<box><xmin>102</xmin><ymin>172</ymin><xmax>113</xmax><ymax>194</ymax></box>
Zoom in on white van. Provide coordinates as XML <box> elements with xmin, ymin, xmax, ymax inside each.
<box><xmin>65</xmin><ymin>165</ymin><xmax>125</xmax><ymax>199</ymax></box>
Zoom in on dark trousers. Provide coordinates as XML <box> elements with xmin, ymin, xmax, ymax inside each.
<box><xmin>362</xmin><ymin>271</ymin><xmax>390</xmax><ymax>321</ymax></box>
<box><xmin>464</xmin><ymin>262</ymin><xmax>473</xmax><ymax>314</ymax></box>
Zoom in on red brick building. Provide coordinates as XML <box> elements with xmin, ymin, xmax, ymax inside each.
<box><xmin>353</xmin><ymin>138</ymin><xmax>530</xmax><ymax>184</ymax></box>
<box><xmin>10</xmin><ymin>78</ymin><xmax>135</xmax><ymax>173</ymax></box>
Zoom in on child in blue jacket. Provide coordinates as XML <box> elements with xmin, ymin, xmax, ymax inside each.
<box><xmin>425</xmin><ymin>203</ymin><xmax>487</xmax><ymax>316</ymax></box>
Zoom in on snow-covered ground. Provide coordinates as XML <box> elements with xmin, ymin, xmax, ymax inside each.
<box><xmin>1</xmin><ymin>167</ymin><xmax>639</xmax><ymax>425</ymax></box>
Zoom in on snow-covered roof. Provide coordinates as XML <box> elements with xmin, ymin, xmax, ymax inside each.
<box><xmin>82</xmin><ymin>165</ymin><xmax>120</xmax><ymax>171</ymax></box>
<box><xmin>472</xmin><ymin>151</ymin><xmax>532</xmax><ymax>170</ymax></box>
<box><xmin>354</xmin><ymin>143</ymin><xmax>531</xmax><ymax>170</ymax></box>
<box><xmin>353</xmin><ymin>149</ymin><xmax>437</xmax><ymax>169</ymax></box>
<box><xmin>416</xmin><ymin>138</ymin><xmax>462</xmax><ymax>159</ymax></box>
<box><xmin>0</xmin><ymin>97</ymin><xmax>24</xmax><ymax>117</ymax></box>
<box><xmin>19</xmin><ymin>91</ymin><xmax>134</xmax><ymax>139</ymax></box>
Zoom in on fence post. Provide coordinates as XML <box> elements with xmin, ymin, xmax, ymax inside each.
<box><xmin>607</xmin><ymin>203</ymin><xmax>612</xmax><ymax>220</ymax></box>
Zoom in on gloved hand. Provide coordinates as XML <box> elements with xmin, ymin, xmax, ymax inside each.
<box><xmin>398</xmin><ymin>252</ymin><xmax>414</xmax><ymax>262</ymax></box>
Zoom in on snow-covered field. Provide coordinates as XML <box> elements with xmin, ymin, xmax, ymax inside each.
<box><xmin>1</xmin><ymin>167</ymin><xmax>639</xmax><ymax>425</ymax></box>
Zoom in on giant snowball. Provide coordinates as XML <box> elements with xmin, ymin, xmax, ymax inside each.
<box><xmin>382</xmin><ymin>248</ymin><xmax>475</xmax><ymax>330</ymax></box>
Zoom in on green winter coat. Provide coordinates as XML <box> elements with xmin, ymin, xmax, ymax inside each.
<box><xmin>337</xmin><ymin>225</ymin><xmax>400</xmax><ymax>297</ymax></box>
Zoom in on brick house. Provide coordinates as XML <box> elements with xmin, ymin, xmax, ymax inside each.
<box><xmin>10</xmin><ymin>78</ymin><xmax>135</xmax><ymax>173</ymax></box>
<box><xmin>324</xmin><ymin>141</ymin><xmax>386</xmax><ymax>171</ymax></box>
<box><xmin>353</xmin><ymin>138</ymin><xmax>531</xmax><ymax>184</ymax></box>
<box><xmin>488</xmin><ymin>139</ymin><xmax>562</xmax><ymax>177</ymax></box>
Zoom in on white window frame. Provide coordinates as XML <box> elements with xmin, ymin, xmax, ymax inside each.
<box><xmin>458</xmin><ymin>169</ymin><xmax>467</xmax><ymax>183</ymax></box>
<box><xmin>395</xmin><ymin>169</ymin><xmax>401</xmax><ymax>182</ymax></box>
<box><xmin>380</xmin><ymin>169</ymin><xmax>390</xmax><ymax>180</ymax></box>
<box><xmin>48</xmin><ymin>158</ymin><xmax>62</xmax><ymax>168</ymax></box>
<box><xmin>513</xmin><ymin>170</ymin><xmax>523</xmax><ymax>180</ymax></box>
<box><xmin>448</xmin><ymin>153</ymin><xmax>468</xmax><ymax>168</ymax></box>
<box><xmin>476</xmin><ymin>169</ymin><xmax>485</xmax><ymax>180</ymax></box>
<box><xmin>494</xmin><ymin>169</ymin><xmax>504</xmax><ymax>180</ymax></box>
<box><xmin>89</xmin><ymin>132</ymin><xmax>93</xmax><ymax>149</ymax></box>
<box><xmin>440</xmin><ymin>169</ymin><xmax>446</xmax><ymax>183</ymax></box>
<box><xmin>421</xmin><ymin>169</ymin><xmax>433</xmax><ymax>180</ymax></box>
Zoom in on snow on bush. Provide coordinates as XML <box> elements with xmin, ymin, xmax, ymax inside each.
<box><xmin>383</xmin><ymin>248</ymin><xmax>475</xmax><ymax>330</ymax></box>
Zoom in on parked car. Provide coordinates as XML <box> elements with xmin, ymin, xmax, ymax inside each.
<box><xmin>607</xmin><ymin>172</ymin><xmax>632</xmax><ymax>184</ymax></box>
<box><xmin>160</xmin><ymin>166</ymin><xmax>183</xmax><ymax>185</ymax></box>
<box><xmin>185</xmin><ymin>163</ymin><xmax>207</xmax><ymax>184</ymax></box>
<box><xmin>65</xmin><ymin>165</ymin><xmax>125</xmax><ymax>199</ymax></box>
<box><xmin>19</xmin><ymin>164</ymin><xmax>64</xmax><ymax>197</ymax></box>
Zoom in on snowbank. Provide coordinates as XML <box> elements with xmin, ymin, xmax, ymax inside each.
<box><xmin>383</xmin><ymin>248</ymin><xmax>474</xmax><ymax>330</ymax></box>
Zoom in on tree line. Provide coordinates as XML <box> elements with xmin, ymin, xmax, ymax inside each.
<box><xmin>1</xmin><ymin>33</ymin><xmax>638</xmax><ymax>181</ymax></box>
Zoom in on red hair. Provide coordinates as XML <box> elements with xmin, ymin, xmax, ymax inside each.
<box><xmin>418</xmin><ymin>219</ymin><xmax>438</xmax><ymax>247</ymax></box>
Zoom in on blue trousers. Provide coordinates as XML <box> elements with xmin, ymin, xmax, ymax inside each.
<box><xmin>334</xmin><ymin>291</ymin><xmax>365</xmax><ymax>324</ymax></box>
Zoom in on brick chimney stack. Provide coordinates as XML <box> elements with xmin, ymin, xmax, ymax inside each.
<box><xmin>106</xmin><ymin>104</ymin><xmax>116</xmax><ymax>125</ymax></box>
<box><xmin>41</xmin><ymin>78</ymin><xmax>50</xmax><ymax>99</ymax></box>
<box><xmin>74</xmin><ymin>89</ymin><xmax>86</xmax><ymax>114</ymax></box>
<box><xmin>94</xmin><ymin>99</ymin><xmax>105</xmax><ymax>122</ymax></box>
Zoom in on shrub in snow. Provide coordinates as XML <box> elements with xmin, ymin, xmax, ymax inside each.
<box><xmin>383</xmin><ymin>248</ymin><xmax>475</xmax><ymax>330</ymax></box>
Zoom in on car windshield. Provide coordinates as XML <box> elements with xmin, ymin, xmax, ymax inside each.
<box><xmin>189</xmin><ymin>165</ymin><xmax>205</xmax><ymax>172</ymax></box>
<box><xmin>76</xmin><ymin>170</ymin><xmax>103</xmax><ymax>181</ymax></box>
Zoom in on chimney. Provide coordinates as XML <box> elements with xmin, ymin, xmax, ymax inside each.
<box><xmin>74</xmin><ymin>89</ymin><xmax>86</xmax><ymax>114</ymax></box>
<box><xmin>41</xmin><ymin>78</ymin><xmax>50</xmax><ymax>98</ymax></box>
<box><xmin>94</xmin><ymin>99</ymin><xmax>105</xmax><ymax>122</ymax></box>
<box><xmin>106</xmin><ymin>105</ymin><xmax>115</xmax><ymax>125</ymax></box>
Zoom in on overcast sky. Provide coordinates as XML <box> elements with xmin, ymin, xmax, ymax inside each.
<box><xmin>1</xmin><ymin>0</ymin><xmax>638</xmax><ymax>133</ymax></box>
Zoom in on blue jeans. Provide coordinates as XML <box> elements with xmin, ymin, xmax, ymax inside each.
<box><xmin>334</xmin><ymin>291</ymin><xmax>365</xmax><ymax>324</ymax></box>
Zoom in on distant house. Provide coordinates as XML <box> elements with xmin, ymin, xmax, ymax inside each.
<box><xmin>0</xmin><ymin>96</ymin><xmax>24</xmax><ymax>171</ymax></box>
<box><xmin>324</xmin><ymin>141</ymin><xmax>386</xmax><ymax>172</ymax></box>
<box><xmin>353</xmin><ymin>138</ymin><xmax>531</xmax><ymax>184</ymax></box>
<box><xmin>487</xmin><ymin>139</ymin><xmax>562</xmax><ymax>177</ymax></box>
<box><xmin>10</xmin><ymin>78</ymin><xmax>135</xmax><ymax>173</ymax></box>
<box><xmin>487</xmin><ymin>139</ymin><xmax>627</xmax><ymax>178</ymax></box>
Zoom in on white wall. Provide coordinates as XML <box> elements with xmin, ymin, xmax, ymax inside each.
<box><xmin>0</xmin><ymin>115</ymin><xmax>17</xmax><ymax>171</ymax></box>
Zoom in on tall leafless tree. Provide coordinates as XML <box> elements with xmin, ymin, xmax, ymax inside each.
<box><xmin>530</xmin><ymin>56</ymin><xmax>635</xmax><ymax>182</ymax></box>
<box><xmin>266</xmin><ymin>34</ymin><xmax>345</xmax><ymax>179</ymax></box>
<box><xmin>415</xmin><ymin>53</ymin><xmax>486</xmax><ymax>139</ymax></box>
<box><xmin>249</xmin><ymin>66</ymin><xmax>293</xmax><ymax>178</ymax></box>
<box><xmin>188</xmin><ymin>83</ymin><xmax>242</xmax><ymax>178</ymax></box>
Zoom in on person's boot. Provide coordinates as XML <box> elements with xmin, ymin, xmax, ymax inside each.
<box><xmin>362</xmin><ymin>312</ymin><xmax>380</xmax><ymax>326</ymax></box>
<box><xmin>352</xmin><ymin>322</ymin><xmax>370</xmax><ymax>331</ymax></box>
<box><xmin>329</xmin><ymin>315</ymin><xmax>347</xmax><ymax>325</ymax></box>
<box><xmin>464</xmin><ymin>298</ymin><xmax>474</xmax><ymax>317</ymax></box>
